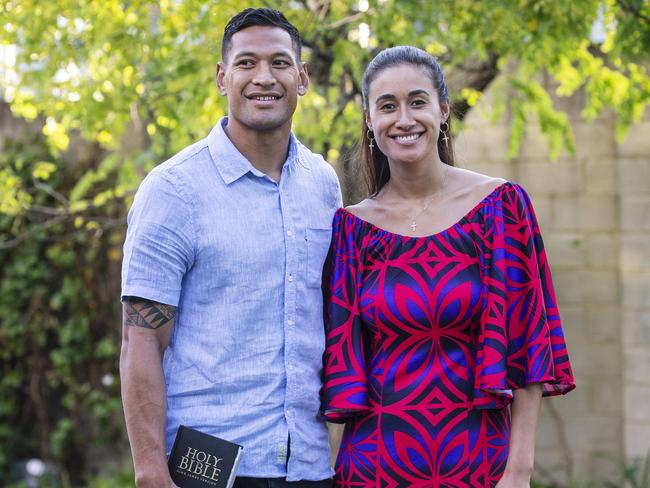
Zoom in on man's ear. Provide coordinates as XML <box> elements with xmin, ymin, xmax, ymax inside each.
<box><xmin>216</xmin><ymin>62</ymin><xmax>227</xmax><ymax>96</ymax></box>
<box><xmin>297</xmin><ymin>62</ymin><xmax>309</xmax><ymax>96</ymax></box>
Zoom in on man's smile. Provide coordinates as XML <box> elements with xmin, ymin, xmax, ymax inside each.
<box><xmin>246</xmin><ymin>92</ymin><xmax>283</xmax><ymax>102</ymax></box>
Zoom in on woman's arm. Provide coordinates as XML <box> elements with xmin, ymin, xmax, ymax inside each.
<box><xmin>496</xmin><ymin>382</ymin><xmax>543</xmax><ymax>487</ymax></box>
<box><xmin>327</xmin><ymin>422</ymin><xmax>345</xmax><ymax>468</ymax></box>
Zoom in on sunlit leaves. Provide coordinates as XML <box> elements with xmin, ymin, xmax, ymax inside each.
<box><xmin>42</xmin><ymin>116</ymin><xmax>69</xmax><ymax>151</ymax></box>
<box><xmin>0</xmin><ymin>3</ymin><xmax>647</xmax><ymax>481</ymax></box>
<box><xmin>2</xmin><ymin>0</ymin><xmax>649</xmax><ymax>172</ymax></box>
<box><xmin>31</xmin><ymin>161</ymin><xmax>57</xmax><ymax>180</ymax></box>
<box><xmin>509</xmin><ymin>77</ymin><xmax>576</xmax><ymax>159</ymax></box>
<box><xmin>460</xmin><ymin>88</ymin><xmax>482</xmax><ymax>108</ymax></box>
<box><xmin>0</xmin><ymin>168</ymin><xmax>32</xmax><ymax>214</ymax></box>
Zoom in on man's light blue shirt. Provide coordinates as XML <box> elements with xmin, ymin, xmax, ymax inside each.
<box><xmin>121</xmin><ymin>117</ymin><xmax>342</xmax><ymax>480</ymax></box>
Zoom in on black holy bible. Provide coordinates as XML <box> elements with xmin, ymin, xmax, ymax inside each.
<box><xmin>168</xmin><ymin>425</ymin><xmax>244</xmax><ymax>488</ymax></box>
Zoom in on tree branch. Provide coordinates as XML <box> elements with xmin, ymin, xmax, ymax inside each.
<box><xmin>327</xmin><ymin>10</ymin><xmax>374</xmax><ymax>29</ymax></box>
<box><xmin>33</xmin><ymin>180</ymin><xmax>69</xmax><ymax>207</ymax></box>
<box><xmin>0</xmin><ymin>215</ymin><xmax>68</xmax><ymax>250</ymax></box>
<box><xmin>616</xmin><ymin>0</ymin><xmax>650</xmax><ymax>24</ymax></box>
<box><xmin>1</xmin><ymin>205</ymin><xmax>129</xmax><ymax>249</ymax></box>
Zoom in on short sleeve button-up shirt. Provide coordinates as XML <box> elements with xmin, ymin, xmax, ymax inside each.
<box><xmin>121</xmin><ymin>117</ymin><xmax>342</xmax><ymax>480</ymax></box>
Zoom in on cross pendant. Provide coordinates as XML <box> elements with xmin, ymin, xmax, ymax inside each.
<box><xmin>369</xmin><ymin>139</ymin><xmax>374</xmax><ymax>150</ymax></box>
<box><xmin>411</xmin><ymin>221</ymin><xmax>417</xmax><ymax>232</ymax></box>
<box><xmin>442</xmin><ymin>132</ymin><xmax>449</xmax><ymax>145</ymax></box>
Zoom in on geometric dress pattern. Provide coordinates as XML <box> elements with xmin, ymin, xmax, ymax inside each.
<box><xmin>321</xmin><ymin>182</ymin><xmax>575</xmax><ymax>487</ymax></box>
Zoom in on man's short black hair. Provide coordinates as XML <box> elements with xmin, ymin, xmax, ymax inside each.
<box><xmin>221</xmin><ymin>8</ymin><xmax>302</xmax><ymax>61</ymax></box>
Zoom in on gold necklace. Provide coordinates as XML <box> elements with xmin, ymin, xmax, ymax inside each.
<box><xmin>397</xmin><ymin>168</ymin><xmax>449</xmax><ymax>233</ymax></box>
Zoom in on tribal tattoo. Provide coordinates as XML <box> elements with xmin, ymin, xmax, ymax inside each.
<box><xmin>123</xmin><ymin>297</ymin><xmax>176</xmax><ymax>329</ymax></box>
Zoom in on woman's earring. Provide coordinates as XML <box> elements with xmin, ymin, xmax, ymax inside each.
<box><xmin>367</xmin><ymin>129</ymin><xmax>375</xmax><ymax>156</ymax></box>
<box><xmin>440</xmin><ymin>122</ymin><xmax>450</xmax><ymax>148</ymax></box>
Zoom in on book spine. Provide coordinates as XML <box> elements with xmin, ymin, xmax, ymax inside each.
<box><xmin>225</xmin><ymin>447</ymin><xmax>244</xmax><ymax>488</ymax></box>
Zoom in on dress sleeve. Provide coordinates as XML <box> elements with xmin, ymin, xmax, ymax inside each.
<box><xmin>475</xmin><ymin>184</ymin><xmax>575</xmax><ymax>407</ymax></box>
<box><xmin>321</xmin><ymin>210</ymin><xmax>369</xmax><ymax>423</ymax></box>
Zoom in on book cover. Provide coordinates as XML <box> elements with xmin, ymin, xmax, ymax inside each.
<box><xmin>168</xmin><ymin>425</ymin><xmax>244</xmax><ymax>488</ymax></box>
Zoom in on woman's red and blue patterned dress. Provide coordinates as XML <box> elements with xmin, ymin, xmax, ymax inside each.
<box><xmin>321</xmin><ymin>182</ymin><xmax>575</xmax><ymax>487</ymax></box>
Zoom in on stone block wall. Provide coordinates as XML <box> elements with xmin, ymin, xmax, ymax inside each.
<box><xmin>456</xmin><ymin>85</ymin><xmax>650</xmax><ymax>483</ymax></box>
<box><xmin>619</xmin><ymin>119</ymin><xmax>650</xmax><ymax>462</ymax></box>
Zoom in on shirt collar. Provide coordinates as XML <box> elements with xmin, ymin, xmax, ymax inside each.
<box><xmin>207</xmin><ymin>117</ymin><xmax>300</xmax><ymax>185</ymax></box>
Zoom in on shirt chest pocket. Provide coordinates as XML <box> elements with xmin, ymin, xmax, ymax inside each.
<box><xmin>305</xmin><ymin>227</ymin><xmax>333</xmax><ymax>288</ymax></box>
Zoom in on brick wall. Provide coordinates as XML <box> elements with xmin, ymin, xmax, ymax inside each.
<box><xmin>456</xmin><ymin>85</ymin><xmax>650</xmax><ymax>483</ymax></box>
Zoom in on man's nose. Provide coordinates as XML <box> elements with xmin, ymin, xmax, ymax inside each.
<box><xmin>252</xmin><ymin>63</ymin><xmax>276</xmax><ymax>86</ymax></box>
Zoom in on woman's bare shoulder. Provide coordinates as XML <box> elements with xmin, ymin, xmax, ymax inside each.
<box><xmin>344</xmin><ymin>198</ymin><xmax>380</xmax><ymax>221</ymax></box>
<box><xmin>448</xmin><ymin>167</ymin><xmax>507</xmax><ymax>198</ymax></box>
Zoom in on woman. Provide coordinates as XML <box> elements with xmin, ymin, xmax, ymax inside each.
<box><xmin>321</xmin><ymin>46</ymin><xmax>575</xmax><ymax>487</ymax></box>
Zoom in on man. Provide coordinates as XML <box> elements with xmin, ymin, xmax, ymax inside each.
<box><xmin>120</xmin><ymin>8</ymin><xmax>341</xmax><ymax>488</ymax></box>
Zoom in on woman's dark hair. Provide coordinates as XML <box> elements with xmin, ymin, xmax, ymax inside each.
<box><xmin>357</xmin><ymin>46</ymin><xmax>455</xmax><ymax>196</ymax></box>
<box><xmin>222</xmin><ymin>8</ymin><xmax>302</xmax><ymax>61</ymax></box>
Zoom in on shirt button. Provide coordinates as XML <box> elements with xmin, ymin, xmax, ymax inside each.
<box><xmin>287</xmin><ymin>319</ymin><xmax>295</xmax><ymax>326</ymax></box>
<box><xmin>287</xmin><ymin>410</ymin><xmax>294</xmax><ymax>418</ymax></box>
<box><xmin>286</xmin><ymin>229</ymin><xmax>293</xmax><ymax>236</ymax></box>
<box><xmin>288</xmin><ymin>275</ymin><xmax>294</xmax><ymax>283</ymax></box>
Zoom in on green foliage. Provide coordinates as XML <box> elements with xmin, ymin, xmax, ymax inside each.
<box><xmin>531</xmin><ymin>450</ymin><xmax>650</xmax><ymax>488</ymax></box>
<box><xmin>604</xmin><ymin>449</ymin><xmax>650</xmax><ymax>488</ymax></box>
<box><xmin>84</xmin><ymin>465</ymin><xmax>135</xmax><ymax>488</ymax></box>
<box><xmin>1</xmin><ymin>0</ymin><xmax>649</xmax><ymax>174</ymax></box>
<box><xmin>5</xmin><ymin>464</ymin><xmax>134</xmax><ymax>488</ymax></box>
<box><xmin>0</xmin><ymin>132</ymin><xmax>126</xmax><ymax>484</ymax></box>
<box><xmin>1</xmin><ymin>0</ymin><xmax>650</xmax><ymax>484</ymax></box>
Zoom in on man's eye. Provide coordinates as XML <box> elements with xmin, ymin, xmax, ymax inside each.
<box><xmin>237</xmin><ymin>59</ymin><xmax>254</xmax><ymax>67</ymax></box>
<box><xmin>273</xmin><ymin>59</ymin><xmax>291</xmax><ymax>66</ymax></box>
<box><xmin>380</xmin><ymin>103</ymin><xmax>396</xmax><ymax>110</ymax></box>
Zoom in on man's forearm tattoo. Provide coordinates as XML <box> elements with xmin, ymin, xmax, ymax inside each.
<box><xmin>124</xmin><ymin>297</ymin><xmax>176</xmax><ymax>329</ymax></box>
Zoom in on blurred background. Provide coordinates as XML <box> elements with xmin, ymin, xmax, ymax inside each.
<box><xmin>1</xmin><ymin>0</ymin><xmax>649</xmax><ymax>486</ymax></box>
